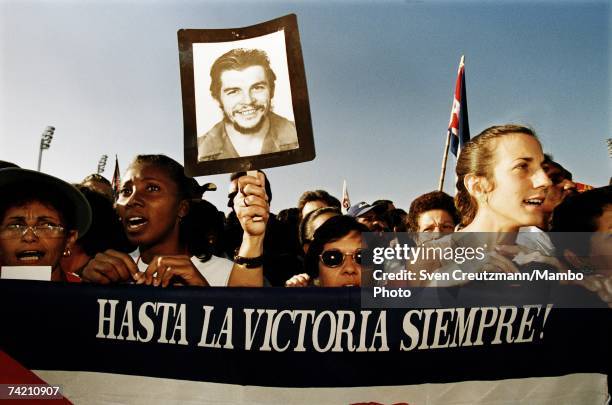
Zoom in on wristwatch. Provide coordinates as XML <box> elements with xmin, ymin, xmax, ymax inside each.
<box><xmin>233</xmin><ymin>254</ymin><xmax>264</xmax><ymax>269</ymax></box>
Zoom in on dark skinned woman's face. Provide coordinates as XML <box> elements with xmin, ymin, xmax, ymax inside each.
<box><xmin>115</xmin><ymin>162</ymin><xmax>186</xmax><ymax>249</ymax></box>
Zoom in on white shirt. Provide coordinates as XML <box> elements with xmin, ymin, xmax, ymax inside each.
<box><xmin>517</xmin><ymin>226</ymin><xmax>556</xmax><ymax>257</ymax></box>
<box><xmin>136</xmin><ymin>255</ymin><xmax>233</xmax><ymax>287</ymax></box>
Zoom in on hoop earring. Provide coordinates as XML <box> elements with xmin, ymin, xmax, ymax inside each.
<box><xmin>63</xmin><ymin>247</ymin><xmax>72</xmax><ymax>257</ymax></box>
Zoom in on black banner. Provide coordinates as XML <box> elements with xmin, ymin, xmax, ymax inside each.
<box><xmin>0</xmin><ymin>280</ymin><xmax>610</xmax><ymax>389</ymax></box>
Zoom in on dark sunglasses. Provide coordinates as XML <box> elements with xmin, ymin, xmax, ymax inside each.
<box><xmin>319</xmin><ymin>249</ymin><xmax>363</xmax><ymax>268</ymax></box>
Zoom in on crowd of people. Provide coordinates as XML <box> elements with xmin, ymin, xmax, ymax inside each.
<box><xmin>0</xmin><ymin>124</ymin><xmax>610</xmax><ymax>304</ymax></box>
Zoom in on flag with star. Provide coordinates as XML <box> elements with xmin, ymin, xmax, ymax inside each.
<box><xmin>111</xmin><ymin>155</ymin><xmax>120</xmax><ymax>199</ymax></box>
<box><xmin>448</xmin><ymin>55</ymin><xmax>470</xmax><ymax>157</ymax></box>
<box><xmin>341</xmin><ymin>179</ymin><xmax>351</xmax><ymax>214</ymax></box>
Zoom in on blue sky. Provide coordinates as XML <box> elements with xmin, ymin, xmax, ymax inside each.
<box><xmin>0</xmin><ymin>0</ymin><xmax>609</xmax><ymax>213</ymax></box>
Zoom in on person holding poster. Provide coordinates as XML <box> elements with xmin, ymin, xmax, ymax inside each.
<box><xmin>197</xmin><ymin>48</ymin><xmax>299</xmax><ymax>161</ymax></box>
<box><xmin>81</xmin><ymin>155</ymin><xmax>268</xmax><ymax>287</ymax></box>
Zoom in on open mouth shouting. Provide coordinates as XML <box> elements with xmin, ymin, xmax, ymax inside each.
<box><xmin>125</xmin><ymin>216</ymin><xmax>148</xmax><ymax>232</ymax></box>
<box><xmin>16</xmin><ymin>250</ymin><xmax>46</xmax><ymax>263</ymax></box>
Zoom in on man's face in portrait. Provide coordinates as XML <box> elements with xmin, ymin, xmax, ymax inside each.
<box><xmin>219</xmin><ymin>65</ymin><xmax>271</xmax><ymax>134</ymax></box>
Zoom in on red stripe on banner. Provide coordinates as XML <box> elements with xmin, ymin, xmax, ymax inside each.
<box><xmin>0</xmin><ymin>351</ymin><xmax>72</xmax><ymax>404</ymax></box>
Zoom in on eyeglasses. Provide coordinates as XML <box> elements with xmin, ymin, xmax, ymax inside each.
<box><xmin>0</xmin><ymin>223</ymin><xmax>66</xmax><ymax>239</ymax></box>
<box><xmin>319</xmin><ymin>249</ymin><xmax>363</xmax><ymax>268</ymax></box>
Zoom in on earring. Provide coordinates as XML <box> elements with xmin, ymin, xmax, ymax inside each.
<box><xmin>63</xmin><ymin>247</ymin><xmax>72</xmax><ymax>257</ymax></box>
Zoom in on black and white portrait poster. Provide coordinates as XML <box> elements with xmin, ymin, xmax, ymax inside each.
<box><xmin>178</xmin><ymin>14</ymin><xmax>315</xmax><ymax>177</ymax></box>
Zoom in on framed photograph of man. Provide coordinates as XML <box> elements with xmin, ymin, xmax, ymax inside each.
<box><xmin>178</xmin><ymin>14</ymin><xmax>315</xmax><ymax>177</ymax></box>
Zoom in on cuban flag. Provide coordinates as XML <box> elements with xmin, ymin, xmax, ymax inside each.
<box><xmin>341</xmin><ymin>179</ymin><xmax>350</xmax><ymax>214</ymax></box>
<box><xmin>111</xmin><ymin>155</ymin><xmax>120</xmax><ymax>199</ymax></box>
<box><xmin>448</xmin><ymin>55</ymin><xmax>470</xmax><ymax>157</ymax></box>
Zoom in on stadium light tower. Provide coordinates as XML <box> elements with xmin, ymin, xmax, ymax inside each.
<box><xmin>37</xmin><ymin>126</ymin><xmax>55</xmax><ymax>172</ymax></box>
<box><xmin>98</xmin><ymin>154</ymin><xmax>108</xmax><ymax>174</ymax></box>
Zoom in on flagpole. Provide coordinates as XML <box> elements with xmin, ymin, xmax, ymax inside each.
<box><xmin>438</xmin><ymin>131</ymin><xmax>452</xmax><ymax>191</ymax></box>
<box><xmin>439</xmin><ymin>55</ymin><xmax>467</xmax><ymax>192</ymax></box>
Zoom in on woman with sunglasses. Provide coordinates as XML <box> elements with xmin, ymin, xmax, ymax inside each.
<box><xmin>81</xmin><ymin>154</ymin><xmax>267</xmax><ymax>287</ymax></box>
<box><xmin>300</xmin><ymin>215</ymin><xmax>368</xmax><ymax>287</ymax></box>
<box><xmin>0</xmin><ymin>168</ymin><xmax>91</xmax><ymax>282</ymax></box>
<box><xmin>285</xmin><ymin>207</ymin><xmax>341</xmax><ymax>287</ymax></box>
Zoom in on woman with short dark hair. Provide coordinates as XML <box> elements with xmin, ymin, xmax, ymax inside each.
<box><xmin>300</xmin><ymin>215</ymin><xmax>368</xmax><ymax>287</ymax></box>
<box><xmin>0</xmin><ymin>168</ymin><xmax>91</xmax><ymax>282</ymax></box>
<box><xmin>408</xmin><ymin>191</ymin><xmax>459</xmax><ymax>245</ymax></box>
<box><xmin>81</xmin><ymin>154</ymin><xmax>268</xmax><ymax>287</ymax></box>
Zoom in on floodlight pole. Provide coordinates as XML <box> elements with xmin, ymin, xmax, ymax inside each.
<box><xmin>37</xmin><ymin>126</ymin><xmax>55</xmax><ymax>172</ymax></box>
<box><xmin>98</xmin><ymin>154</ymin><xmax>108</xmax><ymax>174</ymax></box>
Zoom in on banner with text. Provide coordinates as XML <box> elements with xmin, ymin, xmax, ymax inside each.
<box><xmin>0</xmin><ymin>280</ymin><xmax>609</xmax><ymax>404</ymax></box>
